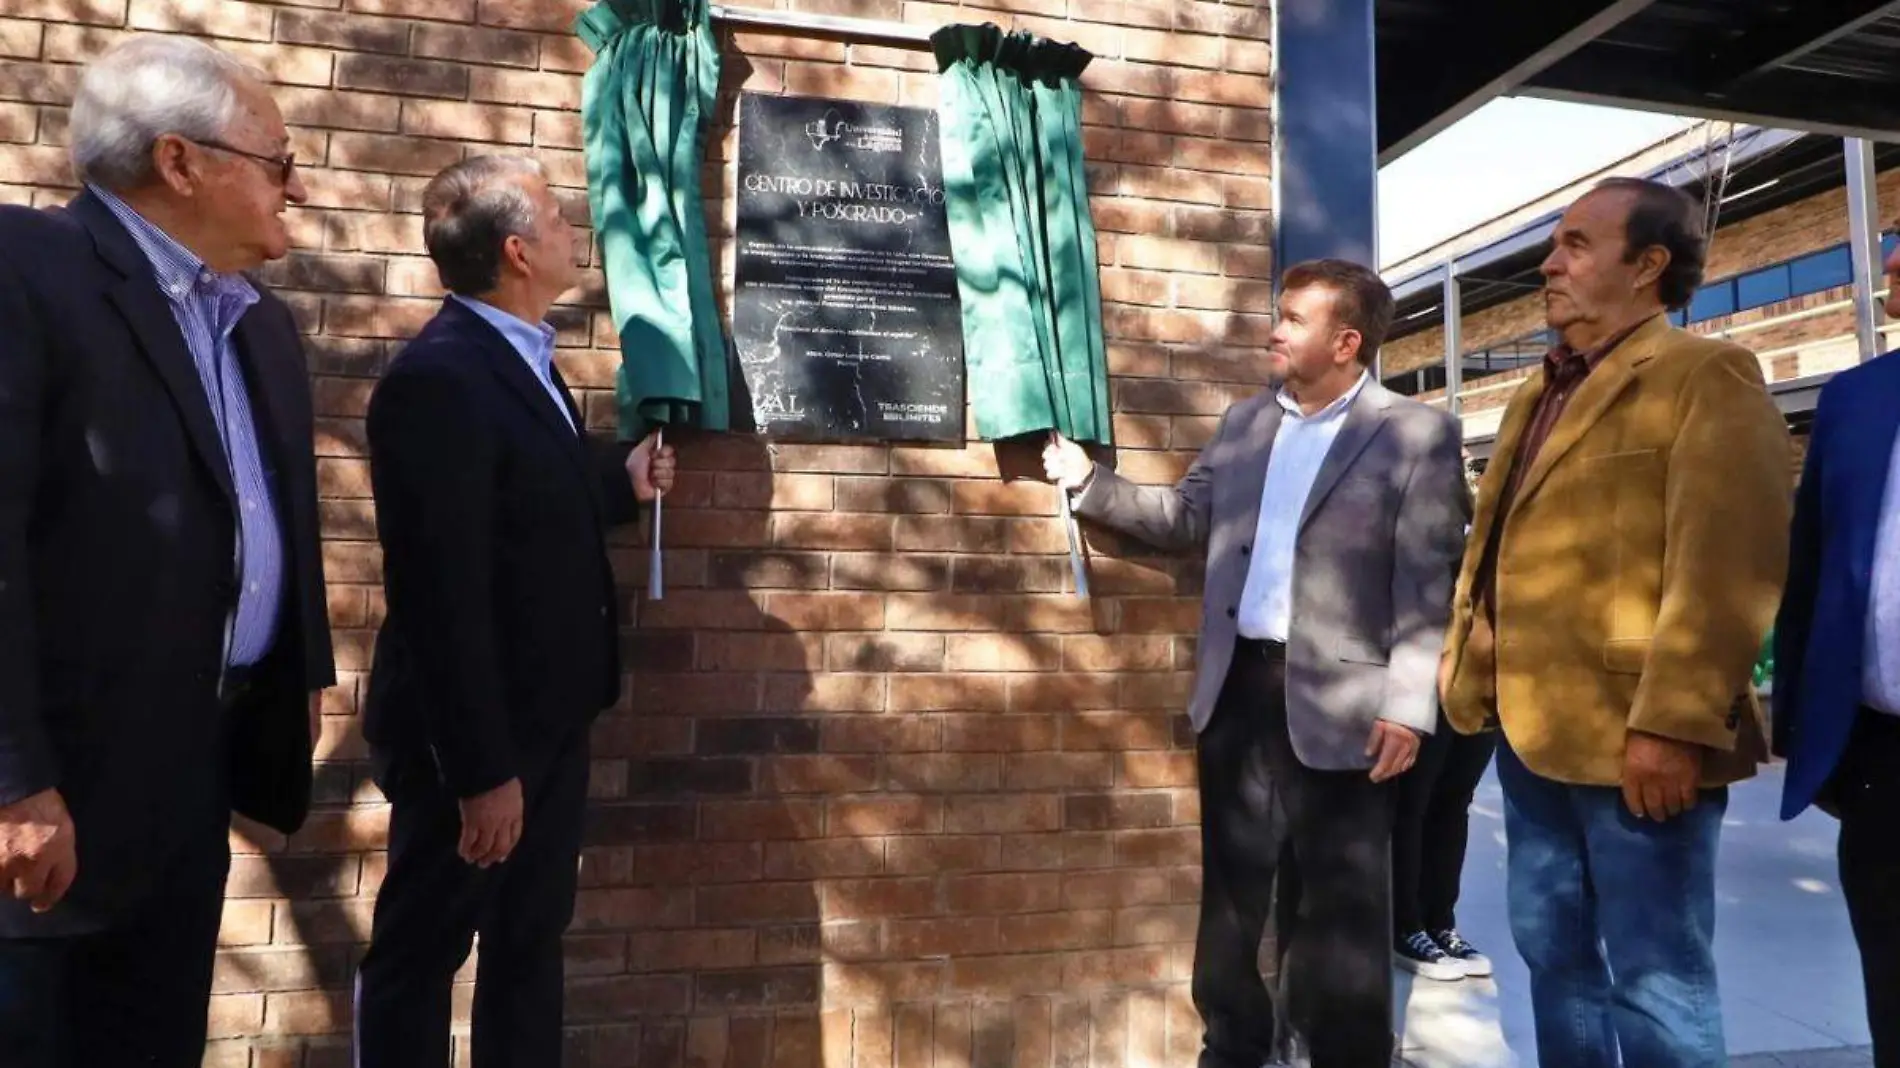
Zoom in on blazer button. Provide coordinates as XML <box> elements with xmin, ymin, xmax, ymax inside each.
<box><xmin>1240</xmin><ymin>544</ymin><xmax>1251</xmax><ymax>556</ymax></box>
<box><xmin>1226</xmin><ymin>607</ymin><xmax>1237</xmax><ymax>619</ymax></box>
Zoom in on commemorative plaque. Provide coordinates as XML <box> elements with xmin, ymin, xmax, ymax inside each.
<box><xmin>732</xmin><ymin>93</ymin><xmax>965</xmax><ymax>442</ymax></box>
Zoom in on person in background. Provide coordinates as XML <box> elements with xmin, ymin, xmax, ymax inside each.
<box><xmin>0</xmin><ymin>35</ymin><xmax>334</xmax><ymax>1066</ymax></box>
<box><xmin>1772</xmin><ymin>230</ymin><xmax>1900</xmax><ymax>1068</ymax></box>
<box><xmin>1390</xmin><ymin>703</ymin><xmax>1498</xmax><ymax>981</ymax></box>
<box><xmin>1045</xmin><ymin>259</ymin><xmax>1469</xmax><ymax>1068</ymax></box>
<box><xmin>351</xmin><ymin>155</ymin><xmax>674</xmax><ymax>1067</ymax></box>
<box><xmin>1439</xmin><ymin>177</ymin><xmax>1790</xmax><ymax>1068</ymax></box>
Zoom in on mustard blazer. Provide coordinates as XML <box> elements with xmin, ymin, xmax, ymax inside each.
<box><xmin>1441</xmin><ymin>315</ymin><xmax>1791</xmax><ymax>787</ymax></box>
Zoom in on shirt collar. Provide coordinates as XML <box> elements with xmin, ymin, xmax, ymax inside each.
<box><xmin>1545</xmin><ymin>315</ymin><xmax>1655</xmax><ymax>383</ymax></box>
<box><xmin>1276</xmin><ymin>370</ymin><xmax>1369</xmax><ymax>421</ymax></box>
<box><xmin>452</xmin><ymin>294</ymin><xmax>559</xmax><ymax>376</ymax></box>
<box><xmin>88</xmin><ymin>183</ymin><xmax>258</xmax><ymax>309</ymax></box>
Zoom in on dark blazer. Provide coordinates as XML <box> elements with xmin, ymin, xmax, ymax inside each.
<box><xmin>363</xmin><ymin>298</ymin><xmax>639</xmax><ymax>800</ymax></box>
<box><xmin>0</xmin><ymin>191</ymin><xmax>335</xmax><ymax>933</ymax></box>
<box><xmin>1775</xmin><ymin>351</ymin><xmax>1900</xmax><ymax>819</ymax></box>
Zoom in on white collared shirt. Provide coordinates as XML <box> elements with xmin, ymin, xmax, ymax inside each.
<box><xmin>1864</xmin><ymin>429</ymin><xmax>1900</xmax><ymax>716</ymax></box>
<box><xmin>1235</xmin><ymin>372</ymin><xmax>1369</xmax><ymax>642</ymax></box>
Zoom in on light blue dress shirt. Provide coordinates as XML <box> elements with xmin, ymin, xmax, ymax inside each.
<box><xmin>1235</xmin><ymin>372</ymin><xmax>1369</xmax><ymax>642</ymax></box>
<box><xmin>451</xmin><ymin>294</ymin><xmax>574</xmax><ymax>432</ymax></box>
<box><xmin>90</xmin><ymin>184</ymin><xmax>284</xmax><ymax>670</ymax></box>
<box><xmin>1863</xmin><ymin>429</ymin><xmax>1900</xmax><ymax>716</ymax></box>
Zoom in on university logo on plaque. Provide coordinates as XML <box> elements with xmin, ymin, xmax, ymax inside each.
<box><xmin>732</xmin><ymin>92</ymin><xmax>966</xmax><ymax>443</ymax></box>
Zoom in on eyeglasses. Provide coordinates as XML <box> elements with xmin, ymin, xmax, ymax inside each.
<box><xmin>193</xmin><ymin>138</ymin><xmax>297</xmax><ymax>186</ymax></box>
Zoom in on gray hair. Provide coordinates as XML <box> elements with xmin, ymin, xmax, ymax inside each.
<box><xmin>421</xmin><ymin>155</ymin><xmax>545</xmax><ymax>296</ymax></box>
<box><xmin>69</xmin><ymin>35</ymin><xmax>262</xmax><ymax>191</ymax></box>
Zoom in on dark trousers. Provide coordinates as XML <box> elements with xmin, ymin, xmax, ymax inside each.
<box><xmin>354</xmin><ymin>728</ymin><xmax>590</xmax><ymax>1068</ymax></box>
<box><xmin>1832</xmin><ymin>709</ymin><xmax>1900</xmax><ymax>1068</ymax></box>
<box><xmin>0</xmin><ymin>823</ymin><xmax>231</xmax><ymax>1067</ymax></box>
<box><xmin>1392</xmin><ymin>712</ymin><xmax>1497</xmax><ymax>936</ymax></box>
<box><xmin>1191</xmin><ymin>640</ymin><xmax>1395</xmax><ymax>1068</ymax></box>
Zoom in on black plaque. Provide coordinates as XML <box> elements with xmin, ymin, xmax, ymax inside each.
<box><xmin>733</xmin><ymin>93</ymin><xmax>965</xmax><ymax>442</ymax></box>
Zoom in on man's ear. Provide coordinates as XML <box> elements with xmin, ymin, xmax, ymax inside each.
<box><xmin>500</xmin><ymin>233</ymin><xmax>530</xmax><ymax>277</ymax></box>
<box><xmin>1337</xmin><ymin>327</ymin><xmax>1364</xmax><ymax>367</ymax></box>
<box><xmin>1633</xmin><ymin>244</ymin><xmax>1672</xmax><ymax>293</ymax></box>
<box><xmin>148</xmin><ymin>134</ymin><xmax>200</xmax><ymax>198</ymax></box>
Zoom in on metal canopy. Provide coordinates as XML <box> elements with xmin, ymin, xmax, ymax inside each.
<box><xmin>1378</xmin><ymin>0</ymin><xmax>1900</xmax><ymax>164</ymax></box>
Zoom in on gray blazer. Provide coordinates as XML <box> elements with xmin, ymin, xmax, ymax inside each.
<box><xmin>1075</xmin><ymin>380</ymin><xmax>1470</xmax><ymax>770</ymax></box>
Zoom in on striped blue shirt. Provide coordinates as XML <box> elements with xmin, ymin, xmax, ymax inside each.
<box><xmin>451</xmin><ymin>294</ymin><xmax>574</xmax><ymax>431</ymax></box>
<box><xmin>91</xmin><ymin>185</ymin><xmax>285</xmax><ymax>670</ymax></box>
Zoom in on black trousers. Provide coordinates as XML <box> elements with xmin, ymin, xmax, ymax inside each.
<box><xmin>1391</xmin><ymin>711</ymin><xmax>1497</xmax><ymax>936</ymax></box>
<box><xmin>355</xmin><ymin>728</ymin><xmax>590</xmax><ymax>1068</ymax></box>
<box><xmin>0</xmin><ymin>821</ymin><xmax>230</xmax><ymax>1067</ymax></box>
<box><xmin>1832</xmin><ymin>708</ymin><xmax>1900</xmax><ymax>1068</ymax></box>
<box><xmin>1191</xmin><ymin>641</ymin><xmax>1395</xmax><ymax>1068</ymax></box>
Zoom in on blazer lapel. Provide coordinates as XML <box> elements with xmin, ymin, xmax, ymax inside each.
<box><xmin>1850</xmin><ymin>366</ymin><xmax>1900</xmax><ymax>605</ymax></box>
<box><xmin>450</xmin><ymin>303</ymin><xmax>596</xmax><ymax>497</ymax></box>
<box><xmin>1299</xmin><ymin>380</ymin><xmax>1392</xmax><ymax>530</ymax></box>
<box><xmin>75</xmin><ymin>193</ymin><xmax>237</xmax><ymax>508</ymax></box>
<box><xmin>1505</xmin><ymin>317</ymin><xmax>1666</xmax><ymax>511</ymax></box>
<box><xmin>1224</xmin><ymin>395</ymin><xmax>1283</xmax><ymax>545</ymax></box>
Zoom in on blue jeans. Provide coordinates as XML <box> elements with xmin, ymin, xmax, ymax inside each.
<box><xmin>1497</xmin><ymin>740</ymin><xmax>1727</xmax><ymax>1068</ymax></box>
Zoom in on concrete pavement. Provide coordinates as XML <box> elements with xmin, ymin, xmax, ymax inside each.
<box><xmin>1392</xmin><ymin>762</ymin><xmax>1871</xmax><ymax>1067</ymax></box>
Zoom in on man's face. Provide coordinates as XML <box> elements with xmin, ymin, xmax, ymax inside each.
<box><xmin>510</xmin><ymin>174</ymin><xmax>580</xmax><ymax>302</ymax></box>
<box><xmin>1268</xmin><ymin>283</ymin><xmax>1356</xmax><ymax>390</ymax></box>
<box><xmin>1540</xmin><ymin>188</ymin><xmax>1658</xmax><ymax>336</ymax></box>
<box><xmin>1883</xmin><ymin>240</ymin><xmax>1900</xmax><ymax>320</ymax></box>
<box><xmin>191</xmin><ymin>78</ymin><xmax>306</xmax><ymax>271</ymax></box>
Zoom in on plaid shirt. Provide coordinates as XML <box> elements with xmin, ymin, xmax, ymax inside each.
<box><xmin>91</xmin><ymin>184</ymin><xmax>285</xmax><ymax>669</ymax></box>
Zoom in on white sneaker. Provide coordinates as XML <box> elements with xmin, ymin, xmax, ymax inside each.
<box><xmin>1394</xmin><ymin>930</ymin><xmax>1465</xmax><ymax>981</ymax></box>
<box><xmin>1432</xmin><ymin>928</ymin><xmax>1493</xmax><ymax>978</ymax></box>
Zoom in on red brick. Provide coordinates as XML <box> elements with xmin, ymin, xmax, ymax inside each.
<box><xmin>1061</xmin><ymin>870</ymin><xmax>1173</xmax><ymax>909</ymax></box>
<box><xmin>888</xmin><ymin>674</ymin><xmax>1008</xmax><ymax>713</ymax></box>
<box><xmin>401</xmin><ymin>99</ymin><xmax>533</xmax><ymax>144</ymax></box>
<box><xmin>1006</xmin><ymin>753</ymin><xmax>1116</xmax><ymax>790</ymax></box>
<box><xmin>830</xmin><ymin>795</ymin><xmax>943</xmax><ymax>836</ymax></box>
<box><xmin>821</xmin><ymin>876</ymin><xmax>939</xmax><ymax>919</ymax></box>
<box><xmin>702</xmin><ymin>800</ymin><xmax>826</xmax><ymax>841</ymax></box>
<box><xmin>764</xmin><ymin>839</ymin><xmax>885</xmax><ymax>880</ymax></box>
<box><xmin>762</xmin><ymin>755</ymin><xmax>881</xmax><ymax>793</ymax></box>
<box><xmin>468</xmin><ymin>67</ymin><xmax>582</xmax><ymax>111</ymax></box>
<box><xmin>888</xmin><ymin>916</ymin><xmax>998</xmax><ymax>958</ymax></box>
<box><xmin>347</xmin><ymin>0</ymin><xmax>474</xmax><ymax>18</ymax></box>
<box><xmin>884</xmin><ymin>835</ymin><xmax>1002</xmax><ymax>875</ymax></box>
<box><xmin>337</xmin><ymin>54</ymin><xmax>468</xmax><ymax>100</ymax></box>
<box><xmin>947</xmin><ymin>954</ymin><xmax>1066</xmax><ymax>997</ymax></box>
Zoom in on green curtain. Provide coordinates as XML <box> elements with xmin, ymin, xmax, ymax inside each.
<box><xmin>576</xmin><ymin>0</ymin><xmax>729</xmax><ymax>439</ymax></box>
<box><xmin>933</xmin><ymin>24</ymin><xmax>1112</xmax><ymax>446</ymax></box>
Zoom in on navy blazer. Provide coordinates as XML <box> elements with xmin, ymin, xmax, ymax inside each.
<box><xmin>1774</xmin><ymin>350</ymin><xmax>1900</xmax><ymax>819</ymax></box>
<box><xmin>363</xmin><ymin>298</ymin><xmax>640</xmax><ymax>800</ymax></box>
<box><xmin>0</xmin><ymin>192</ymin><xmax>336</xmax><ymax>934</ymax></box>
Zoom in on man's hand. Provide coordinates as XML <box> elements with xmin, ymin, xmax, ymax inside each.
<box><xmin>1042</xmin><ymin>433</ymin><xmax>1092</xmax><ymax>491</ymax></box>
<box><xmin>626</xmin><ymin>431</ymin><xmax>677</xmax><ymax>503</ymax></box>
<box><xmin>457</xmin><ymin>778</ymin><xmax>524</xmax><ymax>868</ymax></box>
<box><xmin>1622</xmin><ymin>731</ymin><xmax>1704</xmax><ymax>820</ymax></box>
<box><xmin>0</xmin><ymin>789</ymin><xmax>77</xmax><ymax>913</ymax></box>
<box><xmin>1366</xmin><ymin>721</ymin><xmax>1421</xmax><ymax>783</ymax></box>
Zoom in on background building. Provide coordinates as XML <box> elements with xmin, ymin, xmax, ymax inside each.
<box><xmin>1382</xmin><ymin>122</ymin><xmax>1900</xmax><ymax>473</ymax></box>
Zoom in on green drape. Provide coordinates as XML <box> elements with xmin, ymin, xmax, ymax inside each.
<box><xmin>576</xmin><ymin>0</ymin><xmax>729</xmax><ymax>438</ymax></box>
<box><xmin>933</xmin><ymin>24</ymin><xmax>1112</xmax><ymax>446</ymax></box>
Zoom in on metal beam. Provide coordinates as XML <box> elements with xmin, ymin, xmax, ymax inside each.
<box><xmin>1697</xmin><ymin>0</ymin><xmax>1900</xmax><ymax>91</ymax></box>
<box><xmin>1273</xmin><ymin>0</ymin><xmax>1378</xmax><ymax>286</ymax></box>
<box><xmin>1443</xmin><ymin>265</ymin><xmax>1463</xmax><ymax>418</ymax></box>
<box><xmin>1521</xmin><ymin>54</ymin><xmax>1900</xmax><ymax>144</ymax></box>
<box><xmin>1377</xmin><ymin>0</ymin><xmax>1657</xmax><ymax>164</ymax></box>
<box><xmin>1846</xmin><ymin>137</ymin><xmax>1884</xmax><ymax>363</ymax></box>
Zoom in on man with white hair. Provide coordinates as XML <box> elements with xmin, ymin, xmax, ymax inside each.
<box><xmin>0</xmin><ymin>35</ymin><xmax>334</xmax><ymax>1065</ymax></box>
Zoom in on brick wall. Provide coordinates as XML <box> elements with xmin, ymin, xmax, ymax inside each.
<box><xmin>1383</xmin><ymin>165</ymin><xmax>1900</xmax><ymax>381</ymax></box>
<box><xmin>0</xmin><ymin>1</ymin><xmax>1273</xmax><ymax>1065</ymax></box>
